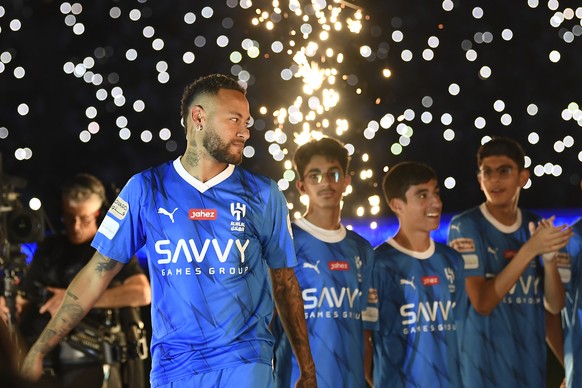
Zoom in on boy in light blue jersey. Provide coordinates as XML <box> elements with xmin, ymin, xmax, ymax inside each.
<box><xmin>21</xmin><ymin>74</ymin><xmax>316</xmax><ymax>387</ymax></box>
<box><xmin>364</xmin><ymin>161</ymin><xmax>465</xmax><ymax>388</ymax></box>
<box><xmin>447</xmin><ymin>137</ymin><xmax>571</xmax><ymax>387</ymax></box>
<box><xmin>272</xmin><ymin>136</ymin><xmax>373</xmax><ymax>388</ymax></box>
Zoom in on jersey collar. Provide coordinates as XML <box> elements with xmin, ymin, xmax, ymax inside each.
<box><xmin>294</xmin><ymin>217</ymin><xmax>347</xmax><ymax>243</ymax></box>
<box><xmin>386</xmin><ymin>237</ymin><xmax>435</xmax><ymax>259</ymax></box>
<box><xmin>479</xmin><ymin>203</ymin><xmax>522</xmax><ymax>234</ymax></box>
<box><xmin>173</xmin><ymin>158</ymin><xmax>235</xmax><ymax>193</ymax></box>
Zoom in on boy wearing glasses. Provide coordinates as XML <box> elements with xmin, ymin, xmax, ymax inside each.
<box><xmin>364</xmin><ymin>161</ymin><xmax>465</xmax><ymax>387</ymax></box>
<box><xmin>447</xmin><ymin>137</ymin><xmax>572</xmax><ymax>387</ymax></box>
<box><xmin>272</xmin><ymin>136</ymin><xmax>374</xmax><ymax>388</ymax></box>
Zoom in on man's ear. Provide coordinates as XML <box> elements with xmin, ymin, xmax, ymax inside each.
<box><xmin>190</xmin><ymin>105</ymin><xmax>205</xmax><ymax>129</ymax></box>
<box><xmin>389</xmin><ymin>198</ymin><xmax>404</xmax><ymax>215</ymax></box>
<box><xmin>296</xmin><ymin>179</ymin><xmax>306</xmax><ymax>195</ymax></box>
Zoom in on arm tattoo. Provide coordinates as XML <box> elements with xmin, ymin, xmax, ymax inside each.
<box><xmin>95</xmin><ymin>258</ymin><xmax>118</xmax><ymax>275</ymax></box>
<box><xmin>270</xmin><ymin>267</ymin><xmax>316</xmax><ymax>382</ymax></box>
<box><xmin>37</xmin><ymin>301</ymin><xmax>84</xmax><ymax>355</ymax></box>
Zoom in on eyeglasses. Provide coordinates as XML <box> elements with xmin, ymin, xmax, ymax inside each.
<box><xmin>478</xmin><ymin>166</ymin><xmax>515</xmax><ymax>180</ymax></box>
<box><xmin>62</xmin><ymin>213</ymin><xmax>98</xmax><ymax>226</ymax></box>
<box><xmin>305</xmin><ymin>169</ymin><xmax>343</xmax><ymax>184</ymax></box>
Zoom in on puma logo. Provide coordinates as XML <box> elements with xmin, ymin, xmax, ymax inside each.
<box><xmin>303</xmin><ymin>260</ymin><xmax>321</xmax><ymax>274</ymax></box>
<box><xmin>487</xmin><ymin>246</ymin><xmax>498</xmax><ymax>256</ymax></box>
<box><xmin>450</xmin><ymin>224</ymin><xmax>461</xmax><ymax>232</ymax></box>
<box><xmin>158</xmin><ymin>207</ymin><xmax>178</xmax><ymax>223</ymax></box>
<box><xmin>400</xmin><ymin>277</ymin><xmax>416</xmax><ymax>290</ymax></box>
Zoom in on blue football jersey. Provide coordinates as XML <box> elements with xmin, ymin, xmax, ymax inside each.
<box><xmin>272</xmin><ymin>218</ymin><xmax>373</xmax><ymax>388</ymax></box>
<box><xmin>447</xmin><ymin>204</ymin><xmax>545</xmax><ymax>388</ymax></box>
<box><xmin>558</xmin><ymin>221</ymin><xmax>582</xmax><ymax>388</ymax></box>
<box><xmin>92</xmin><ymin>159</ymin><xmax>297</xmax><ymax>386</ymax></box>
<box><xmin>364</xmin><ymin>238</ymin><xmax>465</xmax><ymax>388</ymax></box>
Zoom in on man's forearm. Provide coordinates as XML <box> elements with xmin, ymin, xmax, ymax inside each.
<box><xmin>269</xmin><ymin>267</ymin><xmax>316</xmax><ymax>385</ymax></box>
<box><xmin>24</xmin><ymin>253</ymin><xmax>122</xmax><ymax>360</ymax></box>
<box><xmin>543</xmin><ymin>260</ymin><xmax>566</xmax><ymax>314</ymax></box>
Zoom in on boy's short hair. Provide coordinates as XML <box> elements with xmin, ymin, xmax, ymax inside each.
<box><xmin>382</xmin><ymin>161</ymin><xmax>437</xmax><ymax>203</ymax></box>
<box><xmin>293</xmin><ymin>136</ymin><xmax>350</xmax><ymax>180</ymax></box>
<box><xmin>180</xmin><ymin>74</ymin><xmax>246</xmax><ymax>129</ymax></box>
<box><xmin>477</xmin><ymin>137</ymin><xmax>525</xmax><ymax>170</ymax></box>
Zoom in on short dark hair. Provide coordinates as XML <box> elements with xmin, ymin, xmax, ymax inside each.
<box><xmin>293</xmin><ymin>136</ymin><xmax>350</xmax><ymax>180</ymax></box>
<box><xmin>61</xmin><ymin>173</ymin><xmax>107</xmax><ymax>206</ymax></box>
<box><xmin>382</xmin><ymin>161</ymin><xmax>437</xmax><ymax>203</ymax></box>
<box><xmin>180</xmin><ymin>73</ymin><xmax>246</xmax><ymax>128</ymax></box>
<box><xmin>477</xmin><ymin>137</ymin><xmax>525</xmax><ymax>169</ymax></box>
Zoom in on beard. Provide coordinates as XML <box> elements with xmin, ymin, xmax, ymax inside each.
<box><xmin>202</xmin><ymin>126</ymin><xmax>244</xmax><ymax>165</ymax></box>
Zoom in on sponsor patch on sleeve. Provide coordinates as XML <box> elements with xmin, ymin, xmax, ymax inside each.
<box><xmin>361</xmin><ymin>307</ymin><xmax>378</xmax><ymax>323</ymax></box>
<box><xmin>110</xmin><ymin>197</ymin><xmax>129</xmax><ymax>220</ymax></box>
<box><xmin>450</xmin><ymin>237</ymin><xmax>475</xmax><ymax>253</ymax></box>
<box><xmin>462</xmin><ymin>254</ymin><xmax>479</xmax><ymax>269</ymax></box>
<box><xmin>98</xmin><ymin>215</ymin><xmax>120</xmax><ymax>240</ymax></box>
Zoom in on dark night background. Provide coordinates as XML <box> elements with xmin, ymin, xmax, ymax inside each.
<box><xmin>1</xmin><ymin>0</ymin><xmax>581</xmax><ymax>230</ymax></box>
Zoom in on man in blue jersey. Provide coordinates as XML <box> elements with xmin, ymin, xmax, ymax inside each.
<box><xmin>272</xmin><ymin>136</ymin><xmax>373</xmax><ymax>388</ymax></box>
<box><xmin>447</xmin><ymin>136</ymin><xmax>572</xmax><ymax>387</ymax></box>
<box><xmin>364</xmin><ymin>161</ymin><xmax>465</xmax><ymax>387</ymax></box>
<box><xmin>21</xmin><ymin>74</ymin><xmax>316</xmax><ymax>387</ymax></box>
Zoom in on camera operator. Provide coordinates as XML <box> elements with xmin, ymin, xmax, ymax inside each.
<box><xmin>17</xmin><ymin>173</ymin><xmax>151</xmax><ymax>388</ymax></box>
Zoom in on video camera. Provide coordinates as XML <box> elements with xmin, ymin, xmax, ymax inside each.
<box><xmin>0</xmin><ymin>154</ymin><xmax>45</xmax><ymax>333</ymax></box>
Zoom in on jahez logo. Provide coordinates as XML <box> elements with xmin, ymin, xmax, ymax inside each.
<box><xmin>329</xmin><ymin>261</ymin><xmax>349</xmax><ymax>271</ymax></box>
<box><xmin>422</xmin><ymin>276</ymin><xmax>439</xmax><ymax>286</ymax></box>
<box><xmin>189</xmin><ymin>209</ymin><xmax>217</xmax><ymax>220</ymax></box>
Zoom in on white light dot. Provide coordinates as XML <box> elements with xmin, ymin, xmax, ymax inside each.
<box><xmin>528</xmin><ymin>132</ymin><xmax>540</xmax><ymax>144</ymax></box>
<box><xmin>159</xmin><ymin>128</ymin><xmax>171</xmax><ymax>140</ymax></box>
<box><xmin>472</xmin><ymin>7</ymin><xmax>484</xmax><ymax>18</ymax></box>
<box><xmin>88</xmin><ymin>121</ymin><xmax>100</xmax><ymax>134</ymax></box>
<box><xmin>442</xmin><ymin>0</ymin><xmax>454</xmax><ymax>11</ymax></box>
<box><xmin>549</xmin><ymin>50</ymin><xmax>561</xmax><ymax>62</ymax></box>
<box><xmin>126</xmin><ymin>49</ymin><xmax>138</xmax><ymax>61</ymax></box>
<box><xmin>13</xmin><ymin>66</ymin><xmax>25</xmax><ymax>79</ymax></box>
<box><xmin>474</xmin><ymin>117</ymin><xmax>486</xmax><ymax>129</ymax></box>
<box><xmin>140</xmin><ymin>130</ymin><xmax>153</xmax><ymax>143</ymax></box>
<box><xmin>552</xmin><ymin>165</ymin><xmax>562</xmax><ymax>176</ymax></box>
<box><xmin>444</xmin><ymin>177</ymin><xmax>456</xmax><ymax>189</ymax></box>
<box><xmin>534</xmin><ymin>165</ymin><xmax>544</xmax><ymax>177</ymax></box>
<box><xmin>129</xmin><ymin>9</ymin><xmax>141</xmax><ymax>21</ymax></box>
<box><xmin>494</xmin><ymin>100</ymin><xmax>505</xmax><ymax>112</ymax></box>
<box><xmin>158</xmin><ymin>72</ymin><xmax>170</xmax><ymax>83</ymax></box>
<box><xmin>500</xmin><ymin>113</ymin><xmax>512</xmax><ymax>126</ymax></box>
<box><xmin>479</xmin><ymin>66</ymin><xmax>492</xmax><ymax>79</ymax></box>
<box><xmin>133</xmin><ymin>100</ymin><xmax>145</xmax><ymax>112</ymax></box>
<box><xmin>401</xmin><ymin>50</ymin><xmax>413</xmax><ymax>61</ymax></box>
<box><xmin>527</xmin><ymin>104</ymin><xmax>538</xmax><ymax>116</ymax></box>
<box><xmin>443</xmin><ymin>129</ymin><xmax>455</xmax><ymax>141</ymax></box>
<box><xmin>563</xmin><ymin>135</ymin><xmax>574</xmax><ymax>147</ymax></box>
<box><xmin>392</xmin><ymin>30</ymin><xmax>403</xmax><ymax>42</ymax></box>
<box><xmin>116</xmin><ymin>116</ymin><xmax>128</xmax><ymax>128</ymax></box>
<box><xmin>153</xmin><ymin>38</ymin><xmax>164</xmax><ymax>51</ymax></box>
<box><xmin>501</xmin><ymin>29</ymin><xmax>514</xmax><ymax>40</ymax></box>
<box><xmin>110</xmin><ymin>7</ymin><xmax>121</xmax><ymax>19</ymax></box>
<box><xmin>10</xmin><ymin>19</ymin><xmax>22</xmax><ymax>31</ymax></box>
<box><xmin>85</xmin><ymin>106</ymin><xmax>97</xmax><ymax>119</ymax></box>
<box><xmin>524</xmin><ymin>156</ymin><xmax>532</xmax><ymax>168</ymax></box>
<box><xmin>79</xmin><ymin>130</ymin><xmax>91</xmax><ymax>143</ymax></box>
<box><xmin>422</xmin><ymin>49</ymin><xmax>434</xmax><ymax>61</ymax></box>
<box><xmin>527</xmin><ymin>0</ymin><xmax>539</xmax><ymax>8</ymax></box>
<box><xmin>72</xmin><ymin>23</ymin><xmax>85</xmax><ymax>35</ymax></box>
<box><xmin>156</xmin><ymin>61</ymin><xmax>168</xmax><ymax>72</ymax></box>
<box><xmin>428</xmin><ymin>36</ymin><xmax>440</xmax><ymax>48</ymax></box>
<box><xmin>360</xmin><ymin>45</ymin><xmax>372</xmax><ymax>58</ymax></box>
<box><xmin>143</xmin><ymin>26</ymin><xmax>155</xmax><ymax>38</ymax></box>
<box><xmin>448</xmin><ymin>83</ymin><xmax>460</xmax><ymax>95</ymax></box>
<box><xmin>466</xmin><ymin>49</ymin><xmax>477</xmax><ymax>61</ymax></box>
<box><xmin>441</xmin><ymin>113</ymin><xmax>453</xmax><ymax>125</ymax></box>
<box><xmin>217</xmin><ymin>35</ymin><xmax>229</xmax><ymax>47</ymax></box>
<box><xmin>201</xmin><ymin>7</ymin><xmax>214</xmax><ymax>18</ymax></box>
<box><xmin>0</xmin><ymin>127</ymin><xmax>9</xmax><ymax>139</ymax></box>
<box><xmin>554</xmin><ymin>141</ymin><xmax>565</xmax><ymax>152</ymax></box>
<box><xmin>119</xmin><ymin>128</ymin><xmax>131</xmax><ymax>140</ymax></box>
<box><xmin>17</xmin><ymin>103</ymin><xmax>29</xmax><ymax>116</ymax></box>
<box><xmin>243</xmin><ymin>145</ymin><xmax>256</xmax><ymax>158</ymax></box>
<box><xmin>184</xmin><ymin>12</ymin><xmax>196</xmax><ymax>24</ymax></box>
<box><xmin>183</xmin><ymin>52</ymin><xmax>195</xmax><ymax>64</ymax></box>
<box><xmin>29</xmin><ymin>198</ymin><xmax>41</xmax><ymax>211</ymax></box>
<box><xmin>421</xmin><ymin>112</ymin><xmax>433</xmax><ymax>123</ymax></box>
